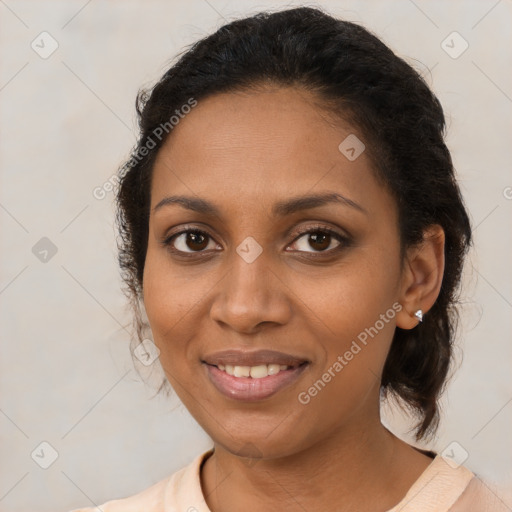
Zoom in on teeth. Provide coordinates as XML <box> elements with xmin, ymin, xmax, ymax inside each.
<box><xmin>217</xmin><ymin>363</ymin><xmax>291</xmax><ymax>378</ymax></box>
<box><xmin>233</xmin><ymin>365</ymin><xmax>250</xmax><ymax>377</ymax></box>
<box><xmin>250</xmin><ymin>365</ymin><xmax>268</xmax><ymax>378</ymax></box>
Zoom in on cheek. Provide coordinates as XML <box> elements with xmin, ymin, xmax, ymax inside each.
<box><xmin>297</xmin><ymin>252</ymin><xmax>400</xmax><ymax>343</ymax></box>
<box><xmin>299</xmin><ymin>248</ymin><xmax>402</xmax><ymax>390</ymax></box>
<box><xmin>296</xmin><ymin>291</ymin><xmax>399</xmax><ymax>428</ymax></box>
<box><xmin>142</xmin><ymin>248</ymin><xmax>197</xmax><ymax>361</ymax></box>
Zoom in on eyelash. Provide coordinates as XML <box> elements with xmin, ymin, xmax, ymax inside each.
<box><xmin>161</xmin><ymin>223</ymin><xmax>351</xmax><ymax>259</ymax></box>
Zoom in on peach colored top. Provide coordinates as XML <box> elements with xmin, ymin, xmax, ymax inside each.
<box><xmin>70</xmin><ymin>449</ymin><xmax>509</xmax><ymax>512</ymax></box>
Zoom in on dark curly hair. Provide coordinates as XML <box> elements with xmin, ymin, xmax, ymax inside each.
<box><xmin>115</xmin><ymin>6</ymin><xmax>472</xmax><ymax>440</ymax></box>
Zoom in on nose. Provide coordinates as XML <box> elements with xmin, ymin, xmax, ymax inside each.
<box><xmin>209</xmin><ymin>250</ymin><xmax>292</xmax><ymax>335</ymax></box>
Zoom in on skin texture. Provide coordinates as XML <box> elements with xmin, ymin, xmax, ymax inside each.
<box><xmin>142</xmin><ymin>86</ymin><xmax>446</xmax><ymax>512</ymax></box>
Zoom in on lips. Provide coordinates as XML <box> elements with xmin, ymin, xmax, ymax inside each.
<box><xmin>202</xmin><ymin>349</ymin><xmax>310</xmax><ymax>401</ymax></box>
<box><xmin>202</xmin><ymin>349</ymin><xmax>309</xmax><ymax>368</ymax></box>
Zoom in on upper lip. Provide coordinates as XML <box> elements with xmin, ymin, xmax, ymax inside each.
<box><xmin>202</xmin><ymin>349</ymin><xmax>309</xmax><ymax>367</ymax></box>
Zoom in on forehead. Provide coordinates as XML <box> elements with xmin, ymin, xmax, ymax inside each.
<box><xmin>150</xmin><ymin>86</ymin><xmax>390</xmax><ymax>218</ymax></box>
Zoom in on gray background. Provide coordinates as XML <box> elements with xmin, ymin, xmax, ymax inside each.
<box><xmin>0</xmin><ymin>1</ymin><xmax>511</xmax><ymax>511</ymax></box>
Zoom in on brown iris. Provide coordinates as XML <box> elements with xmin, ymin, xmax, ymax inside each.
<box><xmin>186</xmin><ymin>232</ymin><xmax>209</xmax><ymax>251</ymax></box>
<box><xmin>308</xmin><ymin>232</ymin><xmax>331</xmax><ymax>251</ymax></box>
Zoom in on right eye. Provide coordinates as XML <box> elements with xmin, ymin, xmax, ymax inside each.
<box><xmin>163</xmin><ymin>229</ymin><xmax>220</xmax><ymax>255</ymax></box>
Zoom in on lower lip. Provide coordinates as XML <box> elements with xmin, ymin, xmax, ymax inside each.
<box><xmin>204</xmin><ymin>363</ymin><xmax>308</xmax><ymax>402</ymax></box>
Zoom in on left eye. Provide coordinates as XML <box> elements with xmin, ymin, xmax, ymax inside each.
<box><xmin>289</xmin><ymin>229</ymin><xmax>345</xmax><ymax>253</ymax></box>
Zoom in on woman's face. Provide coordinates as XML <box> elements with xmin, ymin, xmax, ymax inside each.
<box><xmin>143</xmin><ymin>86</ymin><xmax>406</xmax><ymax>459</ymax></box>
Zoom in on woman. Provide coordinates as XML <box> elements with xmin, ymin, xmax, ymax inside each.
<box><xmin>72</xmin><ymin>6</ymin><xmax>507</xmax><ymax>511</ymax></box>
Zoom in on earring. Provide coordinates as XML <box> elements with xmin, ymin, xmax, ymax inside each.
<box><xmin>414</xmin><ymin>309</ymin><xmax>423</xmax><ymax>323</ymax></box>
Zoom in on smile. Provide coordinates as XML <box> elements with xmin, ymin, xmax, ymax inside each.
<box><xmin>203</xmin><ymin>361</ymin><xmax>309</xmax><ymax>402</ymax></box>
<box><xmin>217</xmin><ymin>363</ymin><xmax>291</xmax><ymax>378</ymax></box>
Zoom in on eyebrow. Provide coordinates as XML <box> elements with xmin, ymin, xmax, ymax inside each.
<box><xmin>153</xmin><ymin>192</ymin><xmax>367</xmax><ymax>217</ymax></box>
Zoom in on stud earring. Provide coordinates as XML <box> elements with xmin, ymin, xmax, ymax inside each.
<box><xmin>414</xmin><ymin>309</ymin><xmax>423</xmax><ymax>323</ymax></box>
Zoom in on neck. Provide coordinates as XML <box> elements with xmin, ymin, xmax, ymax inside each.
<box><xmin>200</xmin><ymin>418</ymin><xmax>432</xmax><ymax>512</ymax></box>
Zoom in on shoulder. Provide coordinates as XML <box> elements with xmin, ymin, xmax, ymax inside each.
<box><xmin>68</xmin><ymin>475</ymin><xmax>170</xmax><ymax>512</ymax></box>
<box><xmin>68</xmin><ymin>449</ymin><xmax>214</xmax><ymax>512</ymax></box>
<box><xmin>448</xmin><ymin>475</ymin><xmax>511</xmax><ymax>512</ymax></box>
<box><xmin>394</xmin><ymin>454</ymin><xmax>510</xmax><ymax>512</ymax></box>
<box><xmin>388</xmin><ymin>454</ymin><xmax>474</xmax><ymax>511</ymax></box>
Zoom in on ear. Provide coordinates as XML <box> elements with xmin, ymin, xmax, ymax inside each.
<box><xmin>395</xmin><ymin>224</ymin><xmax>445</xmax><ymax>329</ymax></box>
